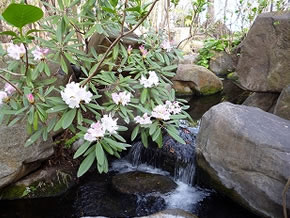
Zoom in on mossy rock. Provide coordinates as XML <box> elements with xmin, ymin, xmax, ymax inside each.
<box><xmin>0</xmin><ymin>167</ymin><xmax>76</xmax><ymax>200</ymax></box>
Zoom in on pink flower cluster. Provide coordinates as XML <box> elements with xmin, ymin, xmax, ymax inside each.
<box><xmin>84</xmin><ymin>114</ymin><xmax>118</xmax><ymax>142</ymax></box>
<box><xmin>161</xmin><ymin>40</ymin><xmax>172</xmax><ymax>52</ymax></box>
<box><xmin>134</xmin><ymin>101</ymin><xmax>182</xmax><ymax>124</ymax></box>
<box><xmin>7</xmin><ymin>44</ymin><xmax>25</xmax><ymax>60</ymax></box>
<box><xmin>139</xmin><ymin>71</ymin><xmax>159</xmax><ymax>88</ymax></box>
<box><xmin>32</xmin><ymin>47</ymin><xmax>49</xmax><ymax>61</ymax></box>
<box><xmin>139</xmin><ymin>45</ymin><xmax>148</xmax><ymax>58</ymax></box>
<box><xmin>0</xmin><ymin>83</ymin><xmax>16</xmax><ymax>105</ymax></box>
<box><xmin>112</xmin><ymin>91</ymin><xmax>131</xmax><ymax>106</ymax></box>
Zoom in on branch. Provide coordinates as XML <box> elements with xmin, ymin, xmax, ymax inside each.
<box><xmin>0</xmin><ymin>68</ymin><xmax>24</xmax><ymax>76</ymax></box>
<box><xmin>23</xmin><ymin>43</ymin><xmax>29</xmax><ymax>76</ymax></box>
<box><xmin>81</xmin><ymin>0</ymin><xmax>159</xmax><ymax>86</ymax></box>
<box><xmin>121</xmin><ymin>0</ymin><xmax>129</xmax><ymax>35</ymax></box>
<box><xmin>0</xmin><ymin>74</ymin><xmax>23</xmax><ymax>95</ymax></box>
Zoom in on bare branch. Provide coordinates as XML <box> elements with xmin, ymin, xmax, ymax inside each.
<box><xmin>81</xmin><ymin>0</ymin><xmax>160</xmax><ymax>87</ymax></box>
<box><xmin>0</xmin><ymin>68</ymin><xmax>24</xmax><ymax>76</ymax></box>
<box><xmin>0</xmin><ymin>74</ymin><xmax>23</xmax><ymax>95</ymax></box>
<box><xmin>23</xmin><ymin>43</ymin><xmax>29</xmax><ymax>76</ymax></box>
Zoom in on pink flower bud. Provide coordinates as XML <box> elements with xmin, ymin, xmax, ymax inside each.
<box><xmin>127</xmin><ymin>45</ymin><xmax>133</xmax><ymax>55</ymax></box>
<box><xmin>139</xmin><ymin>45</ymin><xmax>148</xmax><ymax>58</ymax></box>
<box><xmin>27</xmin><ymin>93</ymin><xmax>35</xmax><ymax>104</ymax></box>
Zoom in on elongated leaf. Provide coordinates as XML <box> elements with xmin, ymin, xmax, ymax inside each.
<box><xmin>166</xmin><ymin>128</ymin><xmax>186</xmax><ymax>144</ymax></box>
<box><xmin>2</xmin><ymin>4</ymin><xmax>43</xmax><ymax>28</ymax></box>
<box><xmin>149</xmin><ymin>121</ymin><xmax>158</xmax><ymax>136</ymax></box>
<box><xmin>47</xmin><ymin>104</ymin><xmax>68</xmax><ymax>113</ymax></box>
<box><xmin>95</xmin><ymin>142</ymin><xmax>105</xmax><ymax>165</ymax></box>
<box><xmin>24</xmin><ymin>129</ymin><xmax>43</xmax><ymax>147</ymax></box>
<box><xmin>62</xmin><ymin>109</ymin><xmax>76</xmax><ymax>129</ymax></box>
<box><xmin>131</xmin><ymin>125</ymin><xmax>139</xmax><ymax>141</ymax></box>
<box><xmin>141</xmin><ymin>130</ymin><xmax>148</xmax><ymax>148</ymax></box>
<box><xmin>141</xmin><ymin>88</ymin><xmax>147</xmax><ymax>104</ymax></box>
<box><xmin>73</xmin><ymin>141</ymin><xmax>90</xmax><ymax>159</ymax></box>
<box><xmin>77</xmin><ymin>151</ymin><xmax>95</xmax><ymax>177</ymax></box>
<box><xmin>0</xmin><ymin>31</ymin><xmax>17</xmax><ymax>37</ymax></box>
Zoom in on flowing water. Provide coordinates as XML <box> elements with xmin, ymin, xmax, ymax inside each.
<box><xmin>0</xmin><ymin>80</ymin><xmax>259</xmax><ymax>218</ymax></box>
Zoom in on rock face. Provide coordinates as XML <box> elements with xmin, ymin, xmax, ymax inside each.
<box><xmin>0</xmin><ymin>123</ymin><xmax>54</xmax><ymax>189</ymax></box>
<box><xmin>236</xmin><ymin>12</ymin><xmax>290</xmax><ymax>92</ymax></box>
<box><xmin>209</xmin><ymin>51</ymin><xmax>235</xmax><ymax>76</ymax></box>
<box><xmin>173</xmin><ymin>64</ymin><xmax>223</xmax><ymax>95</ymax></box>
<box><xmin>112</xmin><ymin>171</ymin><xmax>177</xmax><ymax>195</ymax></box>
<box><xmin>242</xmin><ymin>92</ymin><xmax>279</xmax><ymax>112</ymax></box>
<box><xmin>196</xmin><ymin>102</ymin><xmax>290</xmax><ymax>218</ymax></box>
<box><xmin>274</xmin><ymin>85</ymin><xmax>290</xmax><ymax>120</ymax></box>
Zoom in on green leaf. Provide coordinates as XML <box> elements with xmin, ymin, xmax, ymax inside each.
<box><xmin>141</xmin><ymin>88</ymin><xmax>147</xmax><ymax>104</ymax></box>
<box><xmin>2</xmin><ymin>4</ymin><xmax>44</xmax><ymax>28</ymax></box>
<box><xmin>60</xmin><ymin>55</ymin><xmax>68</xmax><ymax>73</ymax></box>
<box><xmin>131</xmin><ymin>125</ymin><xmax>139</xmax><ymax>141</ymax></box>
<box><xmin>47</xmin><ymin>104</ymin><xmax>68</xmax><ymax>113</ymax></box>
<box><xmin>0</xmin><ymin>31</ymin><xmax>17</xmax><ymax>37</ymax></box>
<box><xmin>152</xmin><ymin>127</ymin><xmax>161</xmax><ymax>142</ymax></box>
<box><xmin>163</xmin><ymin>65</ymin><xmax>178</xmax><ymax>71</ymax></box>
<box><xmin>73</xmin><ymin>141</ymin><xmax>90</xmax><ymax>159</ymax></box>
<box><xmin>141</xmin><ymin>130</ymin><xmax>148</xmax><ymax>148</ymax></box>
<box><xmin>77</xmin><ymin>151</ymin><xmax>95</xmax><ymax>177</ymax></box>
<box><xmin>62</xmin><ymin>109</ymin><xmax>76</xmax><ymax>129</ymax></box>
<box><xmin>149</xmin><ymin>121</ymin><xmax>158</xmax><ymax>136</ymax></box>
<box><xmin>95</xmin><ymin>142</ymin><xmax>105</xmax><ymax>165</ymax></box>
<box><xmin>103</xmin><ymin>137</ymin><xmax>130</xmax><ymax>150</ymax></box>
<box><xmin>166</xmin><ymin>128</ymin><xmax>186</xmax><ymax>144</ymax></box>
<box><xmin>24</xmin><ymin>129</ymin><xmax>43</xmax><ymax>147</ymax></box>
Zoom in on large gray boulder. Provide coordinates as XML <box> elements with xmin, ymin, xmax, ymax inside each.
<box><xmin>196</xmin><ymin>102</ymin><xmax>290</xmax><ymax>218</ymax></box>
<box><xmin>0</xmin><ymin>123</ymin><xmax>54</xmax><ymax>189</ymax></box>
<box><xmin>242</xmin><ymin>92</ymin><xmax>279</xmax><ymax>112</ymax></box>
<box><xmin>209</xmin><ymin>51</ymin><xmax>235</xmax><ymax>76</ymax></box>
<box><xmin>236</xmin><ymin>12</ymin><xmax>290</xmax><ymax>92</ymax></box>
<box><xmin>274</xmin><ymin>85</ymin><xmax>290</xmax><ymax>120</ymax></box>
<box><xmin>173</xmin><ymin>64</ymin><xmax>223</xmax><ymax>95</ymax></box>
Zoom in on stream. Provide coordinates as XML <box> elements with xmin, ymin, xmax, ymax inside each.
<box><xmin>0</xmin><ymin>80</ymin><xmax>260</xmax><ymax>218</ymax></box>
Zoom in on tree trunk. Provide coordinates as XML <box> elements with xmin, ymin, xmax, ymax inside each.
<box><xmin>206</xmin><ymin>0</ymin><xmax>215</xmax><ymax>27</ymax></box>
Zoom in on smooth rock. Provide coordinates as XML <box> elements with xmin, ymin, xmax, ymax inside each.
<box><xmin>274</xmin><ymin>85</ymin><xmax>290</xmax><ymax>120</ymax></box>
<box><xmin>243</xmin><ymin>92</ymin><xmax>279</xmax><ymax>112</ymax></box>
<box><xmin>173</xmin><ymin>64</ymin><xmax>223</xmax><ymax>95</ymax></box>
<box><xmin>140</xmin><ymin>209</ymin><xmax>198</xmax><ymax>218</ymax></box>
<box><xmin>179</xmin><ymin>54</ymin><xmax>198</xmax><ymax>64</ymax></box>
<box><xmin>236</xmin><ymin>12</ymin><xmax>290</xmax><ymax>92</ymax></box>
<box><xmin>196</xmin><ymin>102</ymin><xmax>290</xmax><ymax>218</ymax></box>
<box><xmin>0</xmin><ymin>123</ymin><xmax>54</xmax><ymax>189</ymax></box>
<box><xmin>112</xmin><ymin>171</ymin><xmax>177</xmax><ymax>195</ymax></box>
<box><xmin>209</xmin><ymin>51</ymin><xmax>235</xmax><ymax>76</ymax></box>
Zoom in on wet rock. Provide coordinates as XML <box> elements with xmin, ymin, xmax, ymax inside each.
<box><xmin>209</xmin><ymin>51</ymin><xmax>235</xmax><ymax>76</ymax></box>
<box><xmin>222</xmin><ymin>80</ymin><xmax>250</xmax><ymax>104</ymax></box>
<box><xmin>140</xmin><ymin>209</ymin><xmax>198</xmax><ymax>218</ymax></box>
<box><xmin>112</xmin><ymin>171</ymin><xmax>177</xmax><ymax>195</ymax></box>
<box><xmin>274</xmin><ymin>85</ymin><xmax>290</xmax><ymax>120</ymax></box>
<box><xmin>236</xmin><ymin>12</ymin><xmax>290</xmax><ymax>92</ymax></box>
<box><xmin>0</xmin><ymin>122</ymin><xmax>54</xmax><ymax>189</ymax></box>
<box><xmin>196</xmin><ymin>102</ymin><xmax>290</xmax><ymax>218</ymax></box>
<box><xmin>242</xmin><ymin>92</ymin><xmax>279</xmax><ymax>112</ymax></box>
<box><xmin>173</xmin><ymin>64</ymin><xmax>223</xmax><ymax>95</ymax></box>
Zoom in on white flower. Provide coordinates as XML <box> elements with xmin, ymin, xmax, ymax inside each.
<box><xmin>139</xmin><ymin>71</ymin><xmax>159</xmax><ymax>88</ymax></box>
<box><xmin>134</xmin><ymin>113</ymin><xmax>152</xmax><ymax>125</ymax></box>
<box><xmin>0</xmin><ymin>91</ymin><xmax>8</xmax><ymax>105</ymax></box>
<box><xmin>152</xmin><ymin>104</ymin><xmax>171</xmax><ymax>120</ymax></box>
<box><xmin>112</xmin><ymin>91</ymin><xmax>131</xmax><ymax>106</ymax></box>
<box><xmin>165</xmin><ymin>101</ymin><xmax>182</xmax><ymax>114</ymax></box>
<box><xmin>101</xmin><ymin>114</ymin><xmax>118</xmax><ymax>134</ymax></box>
<box><xmin>7</xmin><ymin>44</ymin><xmax>25</xmax><ymax>60</ymax></box>
<box><xmin>161</xmin><ymin>40</ymin><xmax>172</xmax><ymax>52</ymax></box>
<box><xmin>84</xmin><ymin>122</ymin><xmax>105</xmax><ymax>142</ymax></box>
<box><xmin>4</xmin><ymin>83</ymin><xmax>16</xmax><ymax>95</ymax></box>
<box><xmin>32</xmin><ymin>47</ymin><xmax>49</xmax><ymax>61</ymax></box>
<box><xmin>61</xmin><ymin>82</ymin><xmax>92</xmax><ymax>108</ymax></box>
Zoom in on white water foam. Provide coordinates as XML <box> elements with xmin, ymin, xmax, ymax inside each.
<box><xmin>111</xmin><ymin>159</ymin><xmax>211</xmax><ymax>213</ymax></box>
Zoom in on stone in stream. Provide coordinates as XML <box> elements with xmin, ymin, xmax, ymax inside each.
<box><xmin>196</xmin><ymin>102</ymin><xmax>290</xmax><ymax>218</ymax></box>
<box><xmin>274</xmin><ymin>85</ymin><xmax>290</xmax><ymax>120</ymax></box>
<box><xmin>140</xmin><ymin>209</ymin><xmax>198</xmax><ymax>218</ymax></box>
<box><xmin>242</xmin><ymin>92</ymin><xmax>279</xmax><ymax>112</ymax></box>
<box><xmin>112</xmin><ymin>171</ymin><xmax>177</xmax><ymax>195</ymax></box>
<box><xmin>236</xmin><ymin>12</ymin><xmax>290</xmax><ymax>92</ymax></box>
<box><xmin>172</xmin><ymin>64</ymin><xmax>223</xmax><ymax>96</ymax></box>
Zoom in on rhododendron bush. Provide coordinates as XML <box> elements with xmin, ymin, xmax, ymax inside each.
<box><xmin>0</xmin><ymin>0</ymin><xmax>191</xmax><ymax>177</ymax></box>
